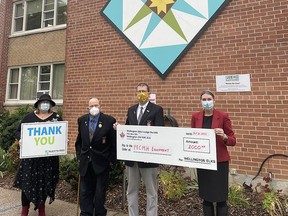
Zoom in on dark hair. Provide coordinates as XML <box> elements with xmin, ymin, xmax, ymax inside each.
<box><xmin>200</xmin><ymin>90</ymin><xmax>215</xmax><ymax>99</ymax></box>
<box><xmin>137</xmin><ymin>82</ymin><xmax>150</xmax><ymax>92</ymax></box>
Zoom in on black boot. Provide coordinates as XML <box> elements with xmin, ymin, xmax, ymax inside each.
<box><xmin>203</xmin><ymin>204</ymin><xmax>215</xmax><ymax>216</ymax></box>
<box><xmin>216</xmin><ymin>206</ymin><xmax>228</xmax><ymax>216</ymax></box>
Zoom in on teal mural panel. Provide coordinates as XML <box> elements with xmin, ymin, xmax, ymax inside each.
<box><xmin>101</xmin><ymin>0</ymin><xmax>230</xmax><ymax>79</ymax></box>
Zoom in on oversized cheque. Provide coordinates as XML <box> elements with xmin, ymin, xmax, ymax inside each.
<box><xmin>117</xmin><ymin>125</ymin><xmax>217</xmax><ymax>170</ymax></box>
<box><xmin>20</xmin><ymin>121</ymin><xmax>68</xmax><ymax>159</ymax></box>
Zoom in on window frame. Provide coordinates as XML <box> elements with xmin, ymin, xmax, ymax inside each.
<box><xmin>11</xmin><ymin>0</ymin><xmax>67</xmax><ymax>36</ymax></box>
<box><xmin>12</xmin><ymin>1</ymin><xmax>26</xmax><ymax>32</ymax></box>
<box><xmin>5</xmin><ymin>63</ymin><xmax>64</xmax><ymax>106</ymax></box>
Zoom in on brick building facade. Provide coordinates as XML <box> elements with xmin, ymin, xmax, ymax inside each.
<box><xmin>0</xmin><ymin>0</ymin><xmax>11</xmax><ymax>113</ymax></box>
<box><xmin>64</xmin><ymin>0</ymin><xmax>288</xmax><ymax>181</ymax></box>
<box><xmin>0</xmin><ymin>0</ymin><xmax>287</xmax><ymax>182</ymax></box>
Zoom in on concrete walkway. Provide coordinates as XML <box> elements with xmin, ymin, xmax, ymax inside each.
<box><xmin>0</xmin><ymin>187</ymin><xmax>128</xmax><ymax>216</ymax></box>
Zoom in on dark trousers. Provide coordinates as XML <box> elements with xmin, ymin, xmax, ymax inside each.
<box><xmin>80</xmin><ymin>163</ymin><xmax>109</xmax><ymax>216</ymax></box>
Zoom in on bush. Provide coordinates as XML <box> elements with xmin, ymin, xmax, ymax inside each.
<box><xmin>59</xmin><ymin>156</ymin><xmax>125</xmax><ymax>190</ymax></box>
<box><xmin>0</xmin><ymin>147</ymin><xmax>15</xmax><ymax>177</ymax></box>
<box><xmin>109</xmin><ymin>161</ymin><xmax>125</xmax><ymax>186</ymax></box>
<box><xmin>159</xmin><ymin>166</ymin><xmax>187</xmax><ymax>201</ymax></box>
<box><xmin>228</xmin><ymin>184</ymin><xmax>250</xmax><ymax>207</ymax></box>
<box><xmin>0</xmin><ymin>105</ymin><xmax>33</xmax><ymax>151</ymax></box>
<box><xmin>59</xmin><ymin>155</ymin><xmax>79</xmax><ymax>190</ymax></box>
<box><xmin>6</xmin><ymin>140</ymin><xmax>20</xmax><ymax>171</ymax></box>
<box><xmin>262</xmin><ymin>191</ymin><xmax>287</xmax><ymax>216</ymax></box>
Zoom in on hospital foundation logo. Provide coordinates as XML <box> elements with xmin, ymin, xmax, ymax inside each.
<box><xmin>101</xmin><ymin>0</ymin><xmax>230</xmax><ymax>79</ymax></box>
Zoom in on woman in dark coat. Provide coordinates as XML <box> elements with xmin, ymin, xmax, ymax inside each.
<box><xmin>14</xmin><ymin>94</ymin><xmax>62</xmax><ymax>216</ymax></box>
<box><xmin>191</xmin><ymin>90</ymin><xmax>236</xmax><ymax>216</ymax></box>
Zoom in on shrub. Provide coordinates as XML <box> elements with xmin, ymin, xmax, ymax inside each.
<box><xmin>159</xmin><ymin>166</ymin><xmax>187</xmax><ymax>201</ymax></box>
<box><xmin>253</xmin><ymin>172</ymin><xmax>288</xmax><ymax>215</ymax></box>
<box><xmin>228</xmin><ymin>184</ymin><xmax>250</xmax><ymax>207</ymax></box>
<box><xmin>59</xmin><ymin>155</ymin><xmax>79</xmax><ymax>190</ymax></box>
<box><xmin>59</xmin><ymin>156</ymin><xmax>125</xmax><ymax>190</ymax></box>
<box><xmin>0</xmin><ymin>147</ymin><xmax>15</xmax><ymax>177</ymax></box>
<box><xmin>0</xmin><ymin>105</ymin><xmax>33</xmax><ymax>151</ymax></box>
<box><xmin>6</xmin><ymin>140</ymin><xmax>20</xmax><ymax>171</ymax></box>
<box><xmin>109</xmin><ymin>161</ymin><xmax>125</xmax><ymax>186</ymax></box>
<box><xmin>262</xmin><ymin>191</ymin><xmax>286</xmax><ymax>216</ymax></box>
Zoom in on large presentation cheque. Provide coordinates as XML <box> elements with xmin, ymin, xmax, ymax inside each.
<box><xmin>117</xmin><ymin>125</ymin><xmax>217</xmax><ymax>170</ymax></box>
<box><xmin>20</xmin><ymin>121</ymin><xmax>68</xmax><ymax>159</ymax></box>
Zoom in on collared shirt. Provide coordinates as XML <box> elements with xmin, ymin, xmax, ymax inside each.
<box><xmin>137</xmin><ymin>101</ymin><xmax>148</xmax><ymax>118</ymax></box>
<box><xmin>89</xmin><ymin>114</ymin><xmax>100</xmax><ymax>131</ymax></box>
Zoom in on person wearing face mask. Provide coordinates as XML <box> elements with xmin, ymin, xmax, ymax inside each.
<box><xmin>124</xmin><ymin>83</ymin><xmax>164</xmax><ymax>216</ymax></box>
<box><xmin>75</xmin><ymin>97</ymin><xmax>117</xmax><ymax>216</ymax></box>
<box><xmin>13</xmin><ymin>94</ymin><xmax>62</xmax><ymax>216</ymax></box>
<box><xmin>191</xmin><ymin>90</ymin><xmax>236</xmax><ymax>216</ymax></box>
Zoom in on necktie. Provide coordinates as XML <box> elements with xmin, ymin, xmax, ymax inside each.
<box><xmin>89</xmin><ymin>118</ymin><xmax>96</xmax><ymax>141</ymax></box>
<box><xmin>138</xmin><ymin>106</ymin><xmax>143</xmax><ymax>124</ymax></box>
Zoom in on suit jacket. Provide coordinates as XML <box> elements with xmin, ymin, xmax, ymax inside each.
<box><xmin>75</xmin><ymin>112</ymin><xmax>116</xmax><ymax>176</ymax></box>
<box><xmin>125</xmin><ymin>101</ymin><xmax>165</xmax><ymax>168</ymax></box>
<box><xmin>191</xmin><ymin>109</ymin><xmax>236</xmax><ymax>162</ymax></box>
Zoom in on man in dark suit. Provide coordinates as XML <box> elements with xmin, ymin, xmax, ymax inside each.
<box><xmin>75</xmin><ymin>97</ymin><xmax>116</xmax><ymax>216</ymax></box>
<box><xmin>125</xmin><ymin>83</ymin><xmax>164</xmax><ymax>216</ymax></box>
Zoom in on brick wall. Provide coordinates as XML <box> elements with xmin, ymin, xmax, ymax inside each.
<box><xmin>8</xmin><ymin>30</ymin><xmax>66</xmax><ymax>66</ymax></box>
<box><xmin>65</xmin><ymin>0</ymin><xmax>288</xmax><ymax>180</ymax></box>
<box><xmin>0</xmin><ymin>0</ymin><xmax>11</xmax><ymax>113</ymax></box>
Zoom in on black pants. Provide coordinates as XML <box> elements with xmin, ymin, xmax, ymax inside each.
<box><xmin>80</xmin><ymin>163</ymin><xmax>109</xmax><ymax>216</ymax></box>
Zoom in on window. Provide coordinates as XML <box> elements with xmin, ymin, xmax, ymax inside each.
<box><xmin>6</xmin><ymin>63</ymin><xmax>64</xmax><ymax>102</ymax></box>
<box><xmin>12</xmin><ymin>0</ymin><xmax>67</xmax><ymax>33</ymax></box>
<box><xmin>14</xmin><ymin>3</ymin><xmax>24</xmax><ymax>32</ymax></box>
<box><xmin>8</xmin><ymin>69</ymin><xmax>20</xmax><ymax>99</ymax></box>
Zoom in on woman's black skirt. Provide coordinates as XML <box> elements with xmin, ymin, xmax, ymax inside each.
<box><xmin>197</xmin><ymin>161</ymin><xmax>229</xmax><ymax>202</ymax></box>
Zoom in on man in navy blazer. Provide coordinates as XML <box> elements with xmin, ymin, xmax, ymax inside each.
<box><xmin>75</xmin><ymin>97</ymin><xmax>116</xmax><ymax>216</ymax></box>
<box><xmin>125</xmin><ymin>83</ymin><xmax>164</xmax><ymax>216</ymax></box>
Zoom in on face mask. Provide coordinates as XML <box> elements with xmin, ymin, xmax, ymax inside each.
<box><xmin>39</xmin><ymin>102</ymin><xmax>50</xmax><ymax>112</ymax></box>
<box><xmin>137</xmin><ymin>92</ymin><xmax>149</xmax><ymax>103</ymax></box>
<box><xmin>201</xmin><ymin>100</ymin><xmax>214</xmax><ymax>111</ymax></box>
<box><xmin>89</xmin><ymin>107</ymin><xmax>100</xmax><ymax>116</ymax></box>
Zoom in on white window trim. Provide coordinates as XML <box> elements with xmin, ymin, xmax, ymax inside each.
<box><xmin>4</xmin><ymin>99</ymin><xmax>63</xmax><ymax>107</ymax></box>
<box><xmin>5</xmin><ymin>63</ymin><xmax>64</xmax><ymax>106</ymax></box>
<box><xmin>11</xmin><ymin>0</ymin><xmax>67</xmax><ymax>36</ymax></box>
<box><xmin>11</xmin><ymin>1</ymin><xmax>25</xmax><ymax>33</ymax></box>
<box><xmin>10</xmin><ymin>24</ymin><xmax>66</xmax><ymax>38</ymax></box>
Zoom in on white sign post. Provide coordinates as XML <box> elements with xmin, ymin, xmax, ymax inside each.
<box><xmin>117</xmin><ymin>125</ymin><xmax>217</xmax><ymax>170</ymax></box>
<box><xmin>20</xmin><ymin>121</ymin><xmax>68</xmax><ymax>159</ymax></box>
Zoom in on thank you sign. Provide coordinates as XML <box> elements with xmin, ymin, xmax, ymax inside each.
<box><xmin>20</xmin><ymin>121</ymin><xmax>68</xmax><ymax>158</ymax></box>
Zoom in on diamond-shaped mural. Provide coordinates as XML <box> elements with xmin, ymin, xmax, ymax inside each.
<box><xmin>101</xmin><ymin>0</ymin><xmax>230</xmax><ymax>79</ymax></box>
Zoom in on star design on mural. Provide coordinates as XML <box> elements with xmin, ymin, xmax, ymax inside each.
<box><xmin>102</xmin><ymin>0</ymin><xmax>229</xmax><ymax>78</ymax></box>
<box><xmin>149</xmin><ymin>0</ymin><xmax>175</xmax><ymax>15</ymax></box>
<box><xmin>125</xmin><ymin>0</ymin><xmax>189</xmax><ymax>43</ymax></box>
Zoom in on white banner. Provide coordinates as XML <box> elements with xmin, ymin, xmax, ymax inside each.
<box><xmin>117</xmin><ymin>125</ymin><xmax>217</xmax><ymax>170</ymax></box>
<box><xmin>20</xmin><ymin>121</ymin><xmax>68</xmax><ymax>159</ymax></box>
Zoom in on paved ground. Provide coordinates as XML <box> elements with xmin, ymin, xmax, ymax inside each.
<box><xmin>0</xmin><ymin>187</ymin><xmax>128</xmax><ymax>216</ymax></box>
